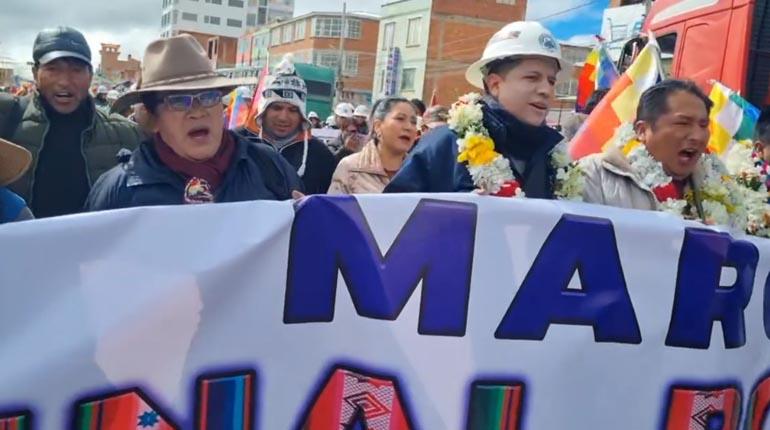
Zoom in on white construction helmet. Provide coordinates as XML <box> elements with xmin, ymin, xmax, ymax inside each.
<box><xmin>465</xmin><ymin>21</ymin><xmax>573</xmax><ymax>89</ymax></box>
<box><xmin>353</xmin><ymin>105</ymin><xmax>369</xmax><ymax>118</ymax></box>
<box><xmin>308</xmin><ymin>111</ymin><xmax>320</xmax><ymax>120</ymax></box>
<box><xmin>334</xmin><ymin>102</ymin><xmax>355</xmax><ymax>118</ymax></box>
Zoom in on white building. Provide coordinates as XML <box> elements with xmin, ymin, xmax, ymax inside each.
<box><xmin>372</xmin><ymin>0</ymin><xmax>432</xmax><ymax>100</ymax></box>
<box><xmin>160</xmin><ymin>0</ymin><xmax>294</xmax><ymax>39</ymax></box>
<box><xmin>601</xmin><ymin>3</ymin><xmax>646</xmax><ymax>60</ymax></box>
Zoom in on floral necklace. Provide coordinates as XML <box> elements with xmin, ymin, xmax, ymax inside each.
<box><xmin>448</xmin><ymin>93</ymin><xmax>584</xmax><ymax>200</ymax></box>
<box><xmin>613</xmin><ymin>123</ymin><xmax>748</xmax><ymax>230</ymax></box>
<box><xmin>724</xmin><ymin>140</ymin><xmax>770</xmax><ymax>237</ymax></box>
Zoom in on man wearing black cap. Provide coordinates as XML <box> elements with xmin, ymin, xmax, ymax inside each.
<box><xmin>0</xmin><ymin>26</ymin><xmax>142</xmax><ymax>218</ymax></box>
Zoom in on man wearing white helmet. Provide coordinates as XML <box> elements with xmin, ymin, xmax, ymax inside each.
<box><xmin>94</xmin><ymin>84</ymin><xmax>110</xmax><ymax>113</ymax></box>
<box><xmin>237</xmin><ymin>55</ymin><xmax>336</xmax><ymax>194</ymax></box>
<box><xmin>385</xmin><ymin>21</ymin><xmax>570</xmax><ymax>197</ymax></box>
<box><xmin>330</xmin><ymin>102</ymin><xmax>365</xmax><ymax>162</ymax></box>
<box><xmin>307</xmin><ymin>111</ymin><xmax>322</xmax><ymax>129</ymax></box>
<box><xmin>353</xmin><ymin>104</ymin><xmax>370</xmax><ymax>135</ymax></box>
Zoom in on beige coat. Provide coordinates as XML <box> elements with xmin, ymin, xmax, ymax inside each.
<box><xmin>580</xmin><ymin>145</ymin><xmax>708</xmax><ymax>214</ymax></box>
<box><xmin>328</xmin><ymin>141</ymin><xmax>392</xmax><ymax>194</ymax></box>
<box><xmin>580</xmin><ymin>145</ymin><xmax>660</xmax><ymax>211</ymax></box>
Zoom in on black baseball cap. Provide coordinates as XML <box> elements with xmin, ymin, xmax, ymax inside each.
<box><xmin>32</xmin><ymin>26</ymin><xmax>92</xmax><ymax>66</ymax></box>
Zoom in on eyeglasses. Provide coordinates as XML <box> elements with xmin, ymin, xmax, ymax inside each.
<box><xmin>163</xmin><ymin>90</ymin><xmax>223</xmax><ymax>112</ymax></box>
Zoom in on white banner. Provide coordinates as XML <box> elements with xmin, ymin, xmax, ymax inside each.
<box><xmin>1</xmin><ymin>195</ymin><xmax>770</xmax><ymax>429</ymax></box>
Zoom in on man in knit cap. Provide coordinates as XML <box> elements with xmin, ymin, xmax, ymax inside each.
<box><xmin>237</xmin><ymin>54</ymin><xmax>336</xmax><ymax>194</ymax></box>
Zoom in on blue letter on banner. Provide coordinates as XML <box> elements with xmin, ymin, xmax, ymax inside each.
<box><xmin>666</xmin><ymin>228</ymin><xmax>758</xmax><ymax>349</ymax></box>
<box><xmin>284</xmin><ymin>196</ymin><xmax>477</xmax><ymax>336</ymax></box>
<box><xmin>495</xmin><ymin>214</ymin><xmax>641</xmax><ymax>343</ymax></box>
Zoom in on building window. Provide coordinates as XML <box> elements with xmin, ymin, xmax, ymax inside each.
<box><xmin>258</xmin><ymin>7</ymin><xmax>268</xmax><ymax>25</ymax></box>
<box><xmin>227</xmin><ymin>18</ymin><xmax>243</xmax><ymax>28</ymax></box>
<box><xmin>312</xmin><ymin>17</ymin><xmax>361</xmax><ymax>39</ymax></box>
<box><xmin>313</xmin><ymin>17</ymin><xmax>341</xmax><ymax>38</ymax></box>
<box><xmin>382</xmin><ymin>22</ymin><xmax>395</xmax><ymax>50</ymax></box>
<box><xmin>182</xmin><ymin>12</ymin><xmax>197</xmax><ymax>21</ymax></box>
<box><xmin>496</xmin><ymin>0</ymin><xmax>516</xmax><ymax>4</ymax></box>
<box><xmin>555</xmin><ymin>79</ymin><xmax>578</xmax><ymax>97</ymax></box>
<box><xmin>406</xmin><ymin>18</ymin><xmax>421</xmax><ymax>46</ymax></box>
<box><xmin>345</xmin><ymin>53</ymin><xmax>358</xmax><ymax>75</ymax></box>
<box><xmin>312</xmin><ymin>51</ymin><xmax>358</xmax><ymax>75</ymax></box>
<box><xmin>204</xmin><ymin>15</ymin><xmax>221</xmax><ymax>25</ymax></box>
<box><xmin>205</xmin><ymin>0</ymin><xmax>222</xmax><ymax>3</ymax></box>
<box><xmin>282</xmin><ymin>24</ymin><xmax>293</xmax><ymax>43</ymax></box>
<box><xmin>173</xmin><ymin>10</ymin><xmax>178</xmax><ymax>23</ymax></box>
<box><xmin>228</xmin><ymin>0</ymin><xmax>244</xmax><ymax>6</ymax></box>
<box><xmin>270</xmin><ymin>28</ymin><xmax>281</xmax><ymax>46</ymax></box>
<box><xmin>401</xmin><ymin>68</ymin><xmax>416</xmax><ymax>91</ymax></box>
<box><xmin>313</xmin><ymin>51</ymin><xmax>340</xmax><ymax>69</ymax></box>
<box><xmin>247</xmin><ymin>13</ymin><xmax>256</xmax><ymax>26</ymax></box>
<box><xmin>345</xmin><ymin>19</ymin><xmax>361</xmax><ymax>39</ymax></box>
<box><xmin>295</xmin><ymin>20</ymin><xmax>306</xmax><ymax>40</ymax></box>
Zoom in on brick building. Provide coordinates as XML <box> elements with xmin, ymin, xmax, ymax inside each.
<box><xmin>185</xmin><ymin>32</ymin><xmax>240</xmax><ymax>69</ymax></box>
<box><xmin>238</xmin><ymin>11</ymin><xmax>380</xmax><ymax>106</ymax></box>
<box><xmin>373</xmin><ymin>0</ymin><xmax>527</xmax><ymax>105</ymax></box>
<box><xmin>98</xmin><ymin>44</ymin><xmax>141</xmax><ymax>82</ymax></box>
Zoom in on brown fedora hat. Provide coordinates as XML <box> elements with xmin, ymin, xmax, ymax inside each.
<box><xmin>0</xmin><ymin>138</ymin><xmax>31</xmax><ymax>187</ymax></box>
<box><xmin>114</xmin><ymin>34</ymin><xmax>256</xmax><ymax>111</ymax></box>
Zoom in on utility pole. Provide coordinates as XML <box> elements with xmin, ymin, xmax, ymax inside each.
<box><xmin>335</xmin><ymin>1</ymin><xmax>346</xmax><ymax>105</ymax></box>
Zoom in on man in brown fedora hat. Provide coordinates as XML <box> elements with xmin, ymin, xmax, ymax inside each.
<box><xmin>0</xmin><ymin>26</ymin><xmax>143</xmax><ymax>218</ymax></box>
<box><xmin>86</xmin><ymin>34</ymin><xmax>303</xmax><ymax>210</ymax></box>
<box><xmin>0</xmin><ymin>138</ymin><xmax>33</xmax><ymax>223</ymax></box>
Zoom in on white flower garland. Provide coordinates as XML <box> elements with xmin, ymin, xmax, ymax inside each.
<box><xmin>449</xmin><ymin>93</ymin><xmax>584</xmax><ymax>200</ymax></box>
<box><xmin>724</xmin><ymin>140</ymin><xmax>770</xmax><ymax>237</ymax></box>
<box><xmin>614</xmin><ymin>122</ymin><xmax>748</xmax><ymax>231</ymax></box>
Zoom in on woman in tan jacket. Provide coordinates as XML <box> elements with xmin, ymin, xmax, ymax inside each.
<box><xmin>328</xmin><ymin>97</ymin><xmax>418</xmax><ymax>194</ymax></box>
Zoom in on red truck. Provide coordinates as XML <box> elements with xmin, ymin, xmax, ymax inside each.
<box><xmin>618</xmin><ymin>0</ymin><xmax>770</xmax><ymax>117</ymax></box>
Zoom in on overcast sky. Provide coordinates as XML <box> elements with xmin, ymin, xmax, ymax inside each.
<box><xmin>1</xmin><ymin>0</ymin><xmax>605</xmax><ymax>74</ymax></box>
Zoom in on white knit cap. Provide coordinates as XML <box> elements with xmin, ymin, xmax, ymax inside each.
<box><xmin>256</xmin><ymin>54</ymin><xmax>309</xmax><ymax>128</ymax></box>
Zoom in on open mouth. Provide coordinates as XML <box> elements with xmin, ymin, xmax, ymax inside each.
<box><xmin>398</xmin><ymin>134</ymin><xmax>413</xmax><ymax>143</ymax></box>
<box><xmin>188</xmin><ymin>126</ymin><xmax>211</xmax><ymax>140</ymax></box>
<box><xmin>678</xmin><ymin>148</ymin><xmax>700</xmax><ymax>164</ymax></box>
<box><xmin>53</xmin><ymin>91</ymin><xmax>75</xmax><ymax>103</ymax></box>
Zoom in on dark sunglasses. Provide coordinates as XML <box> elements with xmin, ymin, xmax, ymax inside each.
<box><xmin>163</xmin><ymin>90</ymin><xmax>223</xmax><ymax>112</ymax></box>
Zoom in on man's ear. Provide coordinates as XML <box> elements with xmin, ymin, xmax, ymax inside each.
<box><xmin>484</xmin><ymin>73</ymin><xmax>504</xmax><ymax>98</ymax></box>
<box><xmin>634</xmin><ymin>119</ymin><xmax>650</xmax><ymax>143</ymax></box>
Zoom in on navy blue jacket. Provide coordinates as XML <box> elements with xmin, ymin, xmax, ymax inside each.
<box><xmin>383</xmin><ymin>125</ymin><xmax>457</xmax><ymax>193</ymax></box>
<box><xmin>384</xmin><ymin>99</ymin><xmax>564</xmax><ymax>198</ymax></box>
<box><xmin>0</xmin><ymin>187</ymin><xmax>32</xmax><ymax>223</ymax></box>
<box><xmin>85</xmin><ymin>131</ymin><xmax>303</xmax><ymax>211</ymax></box>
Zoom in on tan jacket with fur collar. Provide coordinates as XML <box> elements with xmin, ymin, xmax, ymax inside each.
<box><xmin>328</xmin><ymin>141</ymin><xmax>392</xmax><ymax>195</ymax></box>
<box><xmin>581</xmin><ymin>145</ymin><xmax>681</xmax><ymax>211</ymax></box>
